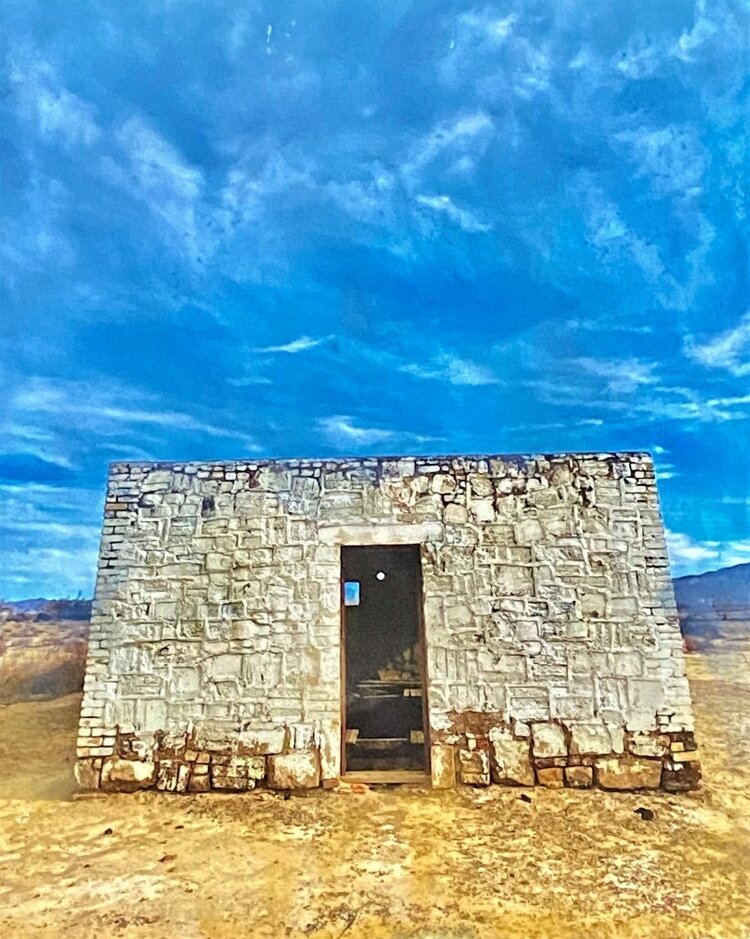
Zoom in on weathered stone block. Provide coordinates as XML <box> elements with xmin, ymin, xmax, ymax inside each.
<box><xmin>488</xmin><ymin>730</ymin><xmax>534</xmax><ymax>786</ymax></box>
<box><xmin>187</xmin><ymin>773</ymin><xmax>211</xmax><ymax>792</ymax></box>
<box><xmin>564</xmin><ymin>766</ymin><xmax>593</xmax><ymax>788</ymax></box>
<box><xmin>569</xmin><ymin>723</ymin><xmax>613</xmax><ymax>756</ymax></box>
<box><xmin>458</xmin><ymin>748</ymin><xmax>490</xmax><ymax>786</ymax></box>
<box><xmin>662</xmin><ymin>760</ymin><xmax>701</xmax><ymax>792</ymax></box>
<box><xmin>156</xmin><ymin>760</ymin><xmax>190</xmax><ymax>793</ymax></box>
<box><xmin>444</xmin><ymin>504</ymin><xmax>468</xmax><ymax>524</ymax></box>
<box><xmin>595</xmin><ymin>757</ymin><xmax>662</xmax><ymax>790</ymax></box>
<box><xmin>514</xmin><ymin>518</ymin><xmax>543</xmax><ymax>544</ymax></box>
<box><xmin>74</xmin><ymin>758</ymin><xmax>102</xmax><ymax>790</ymax></box>
<box><xmin>531</xmin><ymin>723</ymin><xmax>567</xmax><ymax>758</ymax></box>
<box><xmin>239</xmin><ymin>727</ymin><xmax>287</xmax><ymax>754</ymax></box>
<box><xmin>536</xmin><ymin>767</ymin><xmax>564</xmax><ymax>788</ymax></box>
<box><xmin>101</xmin><ymin>757</ymin><xmax>156</xmax><ymax>792</ymax></box>
<box><xmin>430</xmin><ymin>745</ymin><xmax>456</xmax><ymax>789</ymax></box>
<box><xmin>630</xmin><ymin>732</ymin><xmax>669</xmax><ymax>758</ymax></box>
<box><xmin>267</xmin><ymin>751</ymin><xmax>320</xmax><ymax>789</ymax></box>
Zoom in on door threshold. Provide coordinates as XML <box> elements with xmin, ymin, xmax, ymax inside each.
<box><xmin>341</xmin><ymin>770</ymin><xmax>430</xmax><ymax>786</ymax></box>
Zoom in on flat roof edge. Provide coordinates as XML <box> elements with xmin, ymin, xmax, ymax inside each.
<box><xmin>109</xmin><ymin>450</ymin><xmax>655</xmax><ymax>471</ymax></box>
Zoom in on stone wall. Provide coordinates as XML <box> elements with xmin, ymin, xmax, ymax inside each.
<box><xmin>75</xmin><ymin>452</ymin><xmax>700</xmax><ymax>794</ymax></box>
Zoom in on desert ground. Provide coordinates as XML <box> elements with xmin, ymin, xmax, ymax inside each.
<box><xmin>0</xmin><ymin>643</ymin><xmax>749</xmax><ymax>939</ymax></box>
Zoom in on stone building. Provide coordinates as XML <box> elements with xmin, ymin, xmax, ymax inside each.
<box><xmin>75</xmin><ymin>451</ymin><xmax>700</xmax><ymax>794</ymax></box>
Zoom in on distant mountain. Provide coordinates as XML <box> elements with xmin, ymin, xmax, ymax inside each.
<box><xmin>674</xmin><ymin>563</ymin><xmax>750</xmax><ymax>641</ymax></box>
<box><xmin>0</xmin><ymin>598</ymin><xmax>92</xmax><ymax>622</ymax></box>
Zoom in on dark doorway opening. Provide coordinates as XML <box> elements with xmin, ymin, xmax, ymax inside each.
<box><xmin>341</xmin><ymin>545</ymin><xmax>428</xmax><ymax>776</ymax></box>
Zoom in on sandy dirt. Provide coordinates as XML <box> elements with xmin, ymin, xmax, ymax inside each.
<box><xmin>0</xmin><ymin>644</ymin><xmax>749</xmax><ymax>939</ymax></box>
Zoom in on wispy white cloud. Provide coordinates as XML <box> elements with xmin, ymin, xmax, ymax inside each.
<box><xmin>581</xmin><ymin>187</ymin><xmax>665</xmax><ymax>284</ymax></box>
<box><xmin>573</xmin><ymin>357</ymin><xmax>659</xmax><ymax>395</ymax></box>
<box><xmin>317</xmin><ymin>415</ymin><xmax>397</xmax><ymax>447</ymax></box>
<box><xmin>317</xmin><ymin>415</ymin><xmax>437</xmax><ymax>448</ymax></box>
<box><xmin>667</xmin><ymin>529</ymin><xmax>750</xmax><ymax>577</ymax></box>
<box><xmin>458</xmin><ymin>11</ymin><xmax>517</xmax><ymax>44</ymax></box>
<box><xmin>667</xmin><ymin>529</ymin><xmax>720</xmax><ymax>563</ymax></box>
<box><xmin>404</xmin><ymin>112</ymin><xmax>494</xmax><ymax>182</ymax></box>
<box><xmin>109</xmin><ymin>116</ymin><xmax>205</xmax><ymax>260</ymax></box>
<box><xmin>9</xmin><ymin>51</ymin><xmax>101</xmax><ymax>148</ymax></box>
<box><xmin>672</xmin><ymin>0</ymin><xmax>721</xmax><ymax>62</ymax></box>
<box><xmin>11</xmin><ymin>377</ymin><xmax>259</xmax><ymax>451</ymax></box>
<box><xmin>402</xmin><ymin>353</ymin><xmax>499</xmax><ymax>386</ymax></box>
<box><xmin>684</xmin><ymin>312</ymin><xmax>750</xmax><ymax>377</ymax></box>
<box><xmin>615</xmin><ymin>123</ymin><xmax>706</xmax><ymax>198</ymax></box>
<box><xmin>415</xmin><ymin>194</ymin><xmax>491</xmax><ymax>233</ymax></box>
<box><xmin>256</xmin><ymin>335</ymin><xmax>330</xmax><ymax>354</ymax></box>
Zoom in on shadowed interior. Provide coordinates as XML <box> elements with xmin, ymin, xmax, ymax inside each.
<box><xmin>341</xmin><ymin>545</ymin><xmax>426</xmax><ymax>772</ymax></box>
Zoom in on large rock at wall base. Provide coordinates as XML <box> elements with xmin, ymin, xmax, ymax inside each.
<box><xmin>267</xmin><ymin>751</ymin><xmax>320</xmax><ymax>789</ymax></box>
<box><xmin>74</xmin><ymin>758</ymin><xmax>103</xmax><ymax>790</ymax></box>
<box><xmin>211</xmin><ymin>756</ymin><xmax>266</xmax><ymax>791</ymax></box>
<box><xmin>187</xmin><ymin>768</ymin><xmax>211</xmax><ymax>792</ymax></box>
<box><xmin>536</xmin><ymin>768</ymin><xmax>564</xmax><ymax>788</ymax></box>
<box><xmin>629</xmin><ymin>732</ymin><xmax>669</xmax><ymax>758</ymax></box>
<box><xmin>595</xmin><ymin>757</ymin><xmax>662</xmax><ymax>790</ymax></box>
<box><xmin>458</xmin><ymin>749</ymin><xmax>490</xmax><ymax>786</ymax></box>
<box><xmin>100</xmin><ymin>757</ymin><xmax>157</xmax><ymax>792</ymax></box>
<box><xmin>156</xmin><ymin>760</ymin><xmax>190</xmax><ymax>793</ymax></box>
<box><xmin>661</xmin><ymin>760</ymin><xmax>701</xmax><ymax>792</ymax></box>
<box><xmin>488</xmin><ymin>731</ymin><xmax>534</xmax><ymax>786</ymax></box>
<box><xmin>531</xmin><ymin>723</ymin><xmax>567</xmax><ymax>758</ymax></box>
<box><xmin>564</xmin><ymin>766</ymin><xmax>593</xmax><ymax>788</ymax></box>
<box><xmin>569</xmin><ymin>723</ymin><xmax>618</xmax><ymax>757</ymax></box>
<box><xmin>431</xmin><ymin>745</ymin><xmax>456</xmax><ymax>789</ymax></box>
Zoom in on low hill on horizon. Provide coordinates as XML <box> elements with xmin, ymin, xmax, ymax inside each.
<box><xmin>674</xmin><ymin>562</ymin><xmax>750</xmax><ymax>641</ymax></box>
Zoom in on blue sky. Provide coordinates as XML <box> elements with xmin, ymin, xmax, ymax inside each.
<box><xmin>0</xmin><ymin>0</ymin><xmax>748</xmax><ymax>597</ymax></box>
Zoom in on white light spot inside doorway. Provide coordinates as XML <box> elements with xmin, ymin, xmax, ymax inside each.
<box><xmin>376</xmin><ymin>571</ymin><xmax>386</xmax><ymax>581</ymax></box>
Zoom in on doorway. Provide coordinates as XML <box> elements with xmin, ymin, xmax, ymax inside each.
<box><xmin>340</xmin><ymin>544</ymin><xmax>429</xmax><ymax>777</ymax></box>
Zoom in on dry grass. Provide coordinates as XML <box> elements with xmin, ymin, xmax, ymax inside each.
<box><xmin>0</xmin><ymin>642</ymin><xmax>748</xmax><ymax>938</ymax></box>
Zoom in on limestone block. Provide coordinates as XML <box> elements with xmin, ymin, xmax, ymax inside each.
<box><xmin>205</xmin><ymin>654</ymin><xmax>243</xmax><ymax>680</ymax></box>
<box><xmin>628</xmin><ymin>680</ymin><xmax>665</xmax><ymax>712</ymax></box>
<box><xmin>595</xmin><ymin>757</ymin><xmax>662</xmax><ymax>790</ymax></box>
<box><xmin>187</xmin><ymin>773</ymin><xmax>210</xmax><ymax>792</ymax></box>
<box><xmin>211</xmin><ymin>756</ymin><xmax>265</xmax><ymax>790</ymax></box>
<box><xmin>267</xmin><ymin>751</ymin><xmax>320</xmax><ymax>789</ymax></box>
<box><xmin>156</xmin><ymin>760</ymin><xmax>190</xmax><ymax>793</ymax></box>
<box><xmin>172</xmin><ymin>668</ymin><xmax>201</xmax><ymax>697</ymax></box>
<box><xmin>579</xmin><ymin>593</ymin><xmax>607</xmax><ymax>618</ymax></box>
<box><xmin>569</xmin><ymin>723</ymin><xmax>614</xmax><ymax>757</ymax></box>
<box><xmin>662</xmin><ymin>760</ymin><xmax>701</xmax><ymax>792</ymax></box>
<box><xmin>292</xmin><ymin>724</ymin><xmax>315</xmax><ymax>749</ymax></box>
<box><xmin>488</xmin><ymin>730</ymin><xmax>534</xmax><ymax>786</ymax></box>
<box><xmin>531</xmin><ymin>723</ymin><xmax>567</xmax><ymax>758</ymax></box>
<box><xmin>101</xmin><ymin>757</ymin><xmax>157</xmax><ymax>792</ymax></box>
<box><xmin>139</xmin><ymin>698</ymin><xmax>168</xmax><ymax>732</ymax></box>
<box><xmin>444</xmin><ymin>504</ymin><xmax>468</xmax><ymax>524</ymax></box>
<box><xmin>468</xmin><ymin>474</ymin><xmax>493</xmax><ymax>497</ymax></box>
<box><xmin>458</xmin><ymin>748</ymin><xmax>490</xmax><ymax>786</ymax></box>
<box><xmin>430</xmin><ymin>745</ymin><xmax>456</xmax><ymax>789</ymax></box>
<box><xmin>431</xmin><ymin>474</ymin><xmax>456</xmax><ymax>494</ymax></box>
<box><xmin>565</xmin><ymin>766</ymin><xmax>593</xmax><ymax>788</ymax></box>
<box><xmin>206</xmin><ymin>553</ymin><xmax>232</xmax><ymax>572</ymax></box>
<box><xmin>536</xmin><ymin>767</ymin><xmax>564</xmax><ymax>788</ymax></box>
<box><xmin>239</xmin><ymin>727</ymin><xmax>287</xmax><ymax>754</ymax></box>
<box><xmin>630</xmin><ymin>732</ymin><xmax>669</xmax><ymax>758</ymax></box>
<box><xmin>470</xmin><ymin>499</ymin><xmax>495</xmax><ymax>523</ymax></box>
<box><xmin>514</xmin><ymin>518</ymin><xmax>543</xmax><ymax>544</ymax></box>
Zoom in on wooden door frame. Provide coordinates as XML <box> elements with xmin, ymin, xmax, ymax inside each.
<box><xmin>339</xmin><ymin>543</ymin><xmax>431</xmax><ymax>778</ymax></box>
